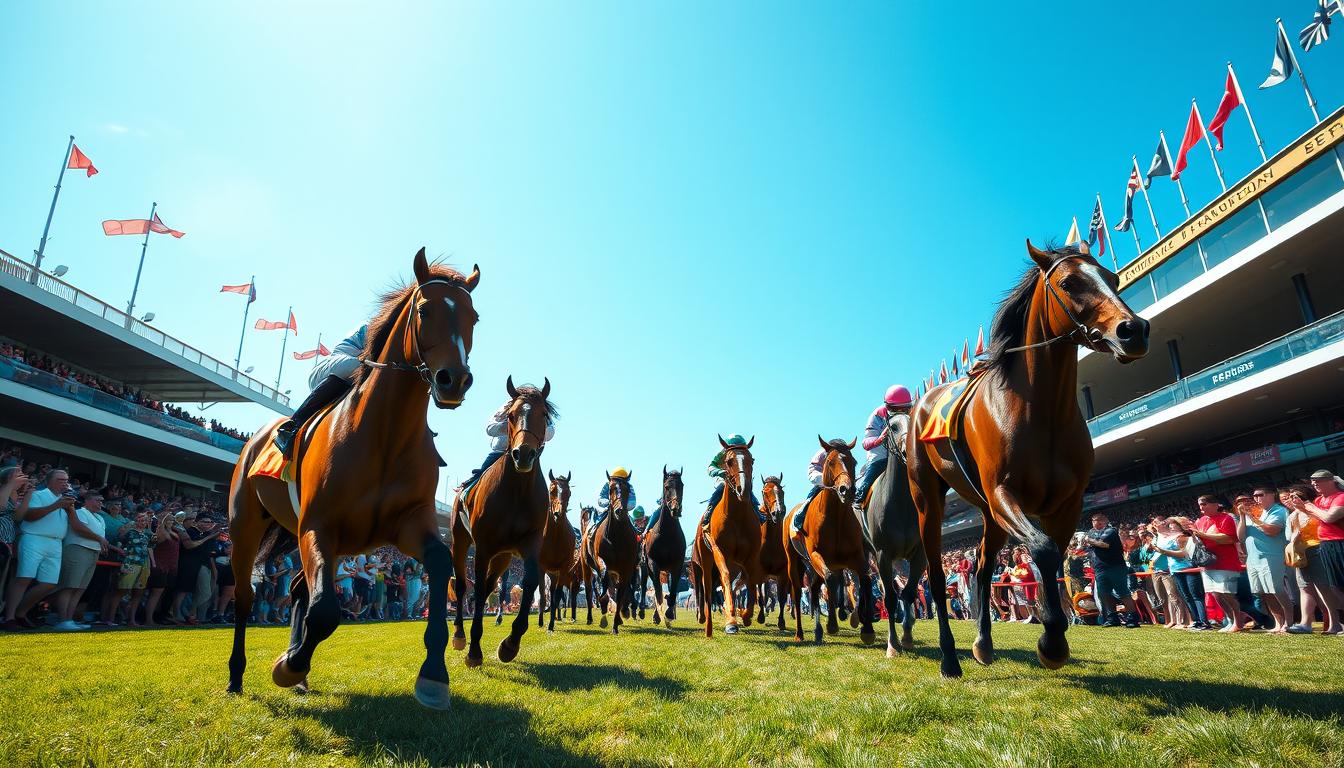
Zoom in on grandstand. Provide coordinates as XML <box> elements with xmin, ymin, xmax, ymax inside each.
<box><xmin>944</xmin><ymin>106</ymin><xmax>1344</xmax><ymax>541</ymax></box>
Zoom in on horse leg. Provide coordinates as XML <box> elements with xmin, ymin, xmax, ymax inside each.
<box><xmin>226</xmin><ymin>486</ymin><xmax>268</xmax><ymax>695</ymax></box>
<box><xmin>583</xmin><ymin>560</ymin><xmax>594</xmax><ymax>625</ymax></box>
<box><xmin>283</xmin><ymin>572</ymin><xmax>311</xmax><ymax>692</ymax></box>
<box><xmin>466</xmin><ymin>555</ymin><xmax>496</xmax><ymax>668</ymax></box>
<box><xmin>1032</xmin><ymin>514</ymin><xmax>1076</xmax><ymax>670</ymax></box>
<box><xmin>876</xmin><ymin>553</ymin><xmax>900</xmax><ymax>656</ymax></box>
<box><xmin>902</xmin><ymin>554</ymin><xmax>925</xmax><ymax>652</ymax></box>
<box><xmin>973</xmin><ymin>523</ymin><xmax>1008</xmax><ymax>666</ymax></box>
<box><xmin>809</xmin><ymin>573</ymin><xmax>824</xmax><ymax>644</ymax></box>
<box><xmin>825</xmin><ymin>572</ymin><xmax>843</xmax><ymax>636</ymax></box>
<box><xmin>495</xmin><ymin>567</ymin><xmax>510</xmax><ymax>626</ymax></box>
<box><xmin>500</xmin><ymin>551</ymin><xmax>539</xmax><ymax>662</ymax></box>
<box><xmin>411</xmin><ymin>530</ymin><xmax>453</xmax><ymax>709</ymax></box>
<box><xmin>647</xmin><ymin>557</ymin><xmax>664</xmax><ymax>626</ymax></box>
<box><xmin>912</xmin><ymin>466</ymin><xmax>961</xmax><ymax>679</ymax></box>
<box><xmin>548</xmin><ymin>580</ymin><xmax>561</xmax><ymax>633</ymax></box>
<box><xmin>537</xmin><ymin>573</ymin><xmax>547</xmax><ymax>629</ymax></box>
<box><xmin>451</xmin><ymin>527</ymin><xmax>469</xmax><ymax>651</ymax></box>
<box><xmin>700</xmin><ymin>544</ymin><xmax>716</xmax><ymax>638</ymax></box>
<box><xmin>273</xmin><ymin>530</ymin><xmax>339</xmax><ymax>690</ymax></box>
<box><xmin>709</xmin><ymin>546</ymin><xmax>739</xmax><ymax>635</ymax></box>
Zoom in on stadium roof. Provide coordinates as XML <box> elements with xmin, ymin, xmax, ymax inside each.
<box><xmin>1</xmin><ymin>249</ymin><xmax>292</xmax><ymax>412</ymax></box>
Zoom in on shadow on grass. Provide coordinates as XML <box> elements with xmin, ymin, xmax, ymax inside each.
<box><xmin>520</xmin><ymin>662</ymin><xmax>689</xmax><ymax>700</ymax></box>
<box><xmin>270</xmin><ymin>692</ymin><xmax>647</xmax><ymax>768</ymax></box>
<box><xmin>1065</xmin><ymin>672</ymin><xmax>1340</xmax><ymax>720</ymax></box>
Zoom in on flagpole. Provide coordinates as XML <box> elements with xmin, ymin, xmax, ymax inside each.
<box><xmin>1134</xmin><ymin>155</ymin><xmax>1162</xmax><ymax>239</ymax></box>
<box><xmin>1227</xmin><ymin>63</ymin><xmax>1267</xmax><ymax>162</ymax></box>
<box><xmin>32</xmin><ymin>135</ymin><xmax>75</xmax><ymax>282</ymax></box>
<box><xmin>1161</xmin><ymin>132</ymin><xmax>1193</xmax><ymax>218</ymax></box>
<box><xmin>234</xmin><ymin>274</ymin><xmax>254</xmax><ymax>370</ymax></box>
<box><xmin>275</xmin><ymin>305</ymin><xmax>292</xmax><ymax>391</ymax></box>
<box><xmin>311</xmin><ymin>333</ymin><xmax>323</xmax><ymax>370</ymax></box>
<box><xmin>1277</xmin><ymin>18</ymin><xmax>1321</xmax><ymax>123</ymax></box>
<box><xmin>126</xmin><ymin>201</ymin><xmax>157</xmax><ymax>326</ymax></box>
<box><xmin>1193</xmin><ymin>99</ymin><xmax>1228</xmax><ymax>193</ymax></box>
<box><xmin>1096</xmin><ymin>193</ymin><xmax>1120</xmax><ymax>270</ymax></box>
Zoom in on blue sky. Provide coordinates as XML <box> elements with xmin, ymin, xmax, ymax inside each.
<box><xmin>3</xmin><ymin>3</ymin><xmax>1342</xmax><ymax>540</ymax></box>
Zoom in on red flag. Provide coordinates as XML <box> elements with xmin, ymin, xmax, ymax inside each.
<box><xmin>952</xmin><ymin>354</ymin><xmax>960</xmax><ymax>376</ymax></box>
<box><xmin>318</xmin><ymin>341</ymin><xmax>330</xmax><ymax>356</ymax></box>
<box><xmin>974</xmin><ymin>327</ymin><xmax>985</xmax><ymax>357</ymax></box>
<box><xmin>220</xmin><ymin>283</ymin><xmax>256</xmax><ymax>304</ymax></box>
<box><xmin>1171</xmin><ymin>104</ymin><xmax>1203</xmax><ymax>181</ymax></box>
<box><xmin>68</xmin><ymin>144</ymin><xmax>98</xmax><ymax>177</ymax></box>
<box><xmin>1207</xmin><ymin>71</ymin><xmax>1241</xmax><ymax>151</ymax></box>
<box><xmin>292</xmin><ymin>341</ymin><xmax>330</xmax><ymax>361</ymax></box>
<box><xmin>103</xmin><ymin>213</ymin><xmax>185</xmax><ymax>238</ymax></box>
<box><xmin>939</xmin><ymin>360</ymin><xmax>948</xmax><ymax>384</ymax></box>
<box><xmin>149</xmin><ymin>213</ymin><xmax>185</xmax><ymax>238</ymax></box>
<box><xmin>256</xmin><ymin>312</ymin><xmax>296</xmax><ymax>333</ymax></box>
<box><xmin>961</xmin><ymin>339</ymin><xmax>971</xmax><ymax>368</ymax></box>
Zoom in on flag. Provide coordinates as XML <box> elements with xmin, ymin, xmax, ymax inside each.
<box><xmin>1300</xmin><ymin>1</ymin><xmax>1342</xmax><ymax>52</ymax></box>
<box><xmin>1065</xmin><ymin>217</ymin><xmax>1081</xmax><ymax>246</ymax></box>
<box><xmin>68</xmin><ymin>144</ymin><xmax>98</xmax><ymax>177</ymax></box>
<box><xmin>1145</xmin><ymin>136</ymin><xmax>1173</xmax><ymax>187</ymax></box>
<box><xmin>1115</xmin><ymin>167</ymin><xmax>1140</xmax><ymax>232</ymax></box>
<box><xmin>1171</xmin><ymin>104</ymin><xmax>1202</xmax><ymax>181</ymax></box>
<box><xmin>255</xmin><ymin>311</ymin><xmax>297</xmax><ymax>333</ymax></box>
<box><xmin>974</xmin><ymin>327</ymin><xmax>985</xmax><ymax>357</ymax></box>
<box><xmin>293</xmin><ymin>342</ymin><xmax>330</xmax><ymax>361</ymax></box>
<box><xmin>1260</xmin><ymin>23</ymin><xmax>1296</xmax><ymax>89</ymax></box>
<box><xmin>952</xmin><ymin>354</ymin><xmax>960</xmax><ymax>377</ymax></box>
<box><xmin>961</xmin><ymin>339</ymin><xmax>971</xmax><ymax>368</ymax></box>
<box><xmin>1086</xmin><ymin>199</ymin><xmax>1107</xmax><ymax>260</ymax></box>
<box><xmin>102</xmin><ymin>213</ymin><xmax>185</xmax><ymax>238</ymax></box>
<box><xmin>1207</xmin><ymin>71</ymin><xmax>1241</xmax><ymax>151</ymax></box>
<box><xmin>220</xmin><ymin>283</ymin><xmax>256</xmax><ymax>303</ymax></box>
<box><xmin>939</xmin><ymin>360</ymin><xmax>948</xmax><ymax>384</ymax></box>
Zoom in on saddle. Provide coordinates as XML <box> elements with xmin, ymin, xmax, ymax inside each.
<box><xmin>918</xmin><ymin>374</ymin><xmax>983</xmax><ymax>444</ymax></box>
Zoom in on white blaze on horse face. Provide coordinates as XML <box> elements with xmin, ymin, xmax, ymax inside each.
<box><xmin>1077</xmin><ymin>262</ymin><xmax>1125</xmax><ymax>313</ymax></box>
<box><xmin>735</xmin><ymin>453</ymin><xmax>746</xmax><ymax>495</ymax></box>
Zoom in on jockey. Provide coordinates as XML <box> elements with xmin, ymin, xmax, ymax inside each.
<box><xmin>587</xmin><ymin>467</ymin><xmax>636</xmax><ymax>582</ymax></box>
<box><xmin>697</xmin><ymin>434</ymin><xmax>762</xmax><ymax>534</ymax></box>
<box><xmin>457</xmin><ymin>399</ymin><xmax>556</xmax><ymax>495</ymax></box>
<box><xmin>853</xmin><ymin>384</ymin><xmax>914</xmax><ymax>510</ymax></box>
<box><xmin>789</xmin><ymin>437</ymin><xmax>852</xmax><ymax>546</ymax></box>
<box><xmin>273</xmin><ymin>325</ymin><xmax>366</xmax><ymax>457</ymax></box>
<box><xmin>631</xmin><ymin>506</ymin><xmax>647</xmax><ymax>539</ymax></box>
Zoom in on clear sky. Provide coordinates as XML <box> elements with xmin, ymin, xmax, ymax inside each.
<box><xmin>3</xmin><ymin>3</ymin><xmax>1342</xmax><ymax>543</ymax></box>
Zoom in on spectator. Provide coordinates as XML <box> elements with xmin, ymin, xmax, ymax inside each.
<box><xmin>109</xmin><ymin>511</ymin><xmax>153</xmax><ymax>626</ymax></box>
<box><xmin>212</xmin><ymin>532</ymin><xmax>234</xmax><ymax>623</ymax></box>
<box><xmin>1191</xmin><ymin>495</ymin><xmax>1243</xmax><ymax>633</ymax></box>
<box><xmin>1083</xmin><ymin>511</ymin><xmax>1139</xmax><ymax>628</ymax></box>
<box><xmin>1140</xmin><ymin>528</ymin><xmax>1187</xmax><ymax>629</ymax></box>
<box><xmin>1237</xmin><ymin>486</ymin><xmax>1290</xmax><ymax>634</ymax></box>
<box><xmin>0</xmin><ymin>466</ymin><xmax>29</xmax><ymax>576</ymax></box>
<box><xmin>1284</xmin><ymin>473</ymin><xmax>1344</xmax><ymax>634</ymax></box>
<box><xmin>141</xmin><ymin>512</ymin><xmax>181</xmax><ymax>627</ymax></box>
<box><xmin>3</xmin><ymin>469</ymin><xmax>76</xmax><ymax>630</ymax></box>
<box><xmin>170</xmin><ymin>510</ymin><xmax>220</xmax><ymax>625</ymax></box>
<box><xmin>1122</xmin><ymin>532</ymin><xmax>1158</xmax><ymax>625</ymax></box>
<box><xmin>403</xmin><ymin>557</ymin><xmax>423</xmax><ymax>619</ymax></box>
<box><xmin>53</xmin><ymin>492</ymin><xmax>112</xmax><ymax>631</ymax></box>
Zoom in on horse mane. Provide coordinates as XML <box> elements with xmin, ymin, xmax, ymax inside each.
<box><xmin>761</xmin><ymin>475</ymin><xmax>782</xmax><ymax>486</ymax></box>
<box><xmin>824</xmin><ymin>438</ymin><xmax>854</xmax><ymax>458</ymax></box>
<box><xmin>353</xmin><ymin>264</ymin><xmax>471</xmax><ymax>387</ymax></box>
<box><xmin>510</xmin><ymin>384</ymin><xmax>560</xmax><ymax>420</ymax></box>
<box><xmin>982</xmin><ymin>243</ymin><xmax>1079</xmax><ymax>372</ymax></box>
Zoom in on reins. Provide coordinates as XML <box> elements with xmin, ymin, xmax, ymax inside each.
<box><xmin>360</xmin><ymin>278</ymin><xmax>471</xmax><ymax>389</ymax></box>
<box><xmin>1000</xmin><ymin>256</ymin><xmax>1106</xmax><ymax>355</ymax></box>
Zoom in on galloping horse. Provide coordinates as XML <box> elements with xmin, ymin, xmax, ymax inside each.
<box><xmin>908</xmin><ymin>241</ymin><xmax>1149</xmax><ymax>678</ymax></box>
<box><xmin>584</xmin><ymin>473</ymin><xmax>639</xmax><ymax>633</ymax></box>
<box><xmin>538</xmin><ymin>470</ymin><xmax>576</xmax><ymax>632</ymax></box>
<box><xmin>640</xmin><ymin>466</ymin><xmax>686</xmax><ymax>626</ymax></box>
<box><xmin>863</xmin><ymin>411</ymin><xmax>926</xmax><ymax>657</ymax></box>
<box><xmin>696</xmin><ymin>435</ymin><xmax>762</xmax><ymax>637</ymax></box>
<box><xmin>577</xmin><ymin>505</ymin><xmax>598</xmax><ymax>624</ymax></box>
<box><xmin>785</xmin><ymin>437</ymin><xmax>875</xmax><ymax>644</ymax></box>
<box><xmin>451</xmin><ymin>378</ymin><xmax>555</xmax><ymax>667</ymax></box>
<box><xmin>227</xmin><ymin>248</ymin><xmax>479</xmax><ymax>710</ymax></box>
<box><xmin>755</xmin><ymin>475</ymin><xmax>789</xmax><ymax>631</ymax></box>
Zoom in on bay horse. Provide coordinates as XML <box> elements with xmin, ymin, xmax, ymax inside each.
<box><xmin>577</xmin><ymin>505</ymin><xmax>598</xmax><ymax>624</ymax></box>
<box><xmin>538</xmin><ymin>470</ymin><xmax>576</xmax><ymax>632</ymax></box>
<box><xmin>755</xmin><ymin>475</ymin><xmax>789</xmax><ymax>631</ymax></box>
<box><xmin>640</xmin><ymin>466</ymin><xmax>686</xmax><ymax>626</ymax></box>
<box><xmin>908</xmin><ymin>241</ymin><xmax>1149</xmax><ymax>678</ymax></box>
<box><xmin>863</xmin><ymin>412</ymin><xmax>925</xmax><ymax>657</ymax></box>
<box><xmin>226</xmin><ymin>248</ymin><xmax>479</xmax><ymax>710</ymax></box>
<box><xmin>450</xmin><ymin>377</ymin><xmax>555</xmax><ymax>667</ymax></box>
<box><xmin>696</xmin><ymin>435</ymin><xmax>762</xmax><ymax>637</ymax></box>
<box><xmin>584</xmin><ymin>473</ymin><xmax>639</xmax><ymax>633</ymax></box>
<box><xmin>785</xmin><ymin>437</ymin><xmax>875</xmax><ymax>644</ymax></box>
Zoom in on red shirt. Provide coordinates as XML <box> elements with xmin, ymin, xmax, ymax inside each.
<box><xmin>1195</xmin><ymin>512</ymin><xmax>1241</xmax><ymax>571</ymax></box>
<box><xmin>1314</xmin><ymin>491</ymin><xmax>1344</xmax><ymax>541</ymax></box>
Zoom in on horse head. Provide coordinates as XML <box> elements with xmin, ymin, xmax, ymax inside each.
<box><xmin>817</xmin><ymin>435</ymin><xmax>857</xmax><ymax>506</ymax></box>
<box><xmin>605</xmin><ymin>471</ymin><xmax>634</xmax><ymax>519</ymax></box>
<box><xmin>409</xmin><ymin>247</ymin><xmax>480</xmax><ymax>409</ymax></box>
<box><xmin>503</xmin><ymin>375</ymin><xmax>553</xmax><ymax>472</ymax></box>
<box><xmin>761</xmin><ymin>475</ymin><xmax>786</xmax><ymax>522</ymax></box>
<box><xmin>717</xmin><ymin>434</ymin><xmax>756</xmax><ymax>501</ymax></box>
<box><xmin>1025</xmin><ymin>240</ymin><xmax>1149</xmax><ymax>363</ymax></box>
<box><xmin>662</xmin><ymin>464</ymin><xmax>684</xmax><ymax>519</ymax></box>
<box><xmin>548</xmin><ymin>469</ymin><xmax>572</xmax><ymax>522</ymax></box>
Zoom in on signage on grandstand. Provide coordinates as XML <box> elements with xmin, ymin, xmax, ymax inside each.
<box><xmin>1217</xmin><ymin>445</ymin><xmax>1282</xmax><ymax>478</ymax></box>
<box><xmin>1119</xmin><ymin>105</ymin><xmax>1344</xmax><ymax>289</ymax></box>
<box><xmin>1083</xmin><ymin>484</ymin><xmax>1129</xmax><ymax>508</ymax></box>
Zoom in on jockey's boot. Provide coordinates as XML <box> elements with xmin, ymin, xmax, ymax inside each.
<box><xmin>272</xmin><ymin>420</ymin><xmax>299</xmax><ymax>457</ymax></box>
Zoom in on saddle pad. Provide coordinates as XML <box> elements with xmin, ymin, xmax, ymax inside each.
<box><xmin>918</xmin><ymin>375</ymin><xmax>982</xmax><ymax>444</ymax></box>
<box><xmin>248</xmin><ymin>443</ymin><xmax>292</xmax><ymax>482</ymax></box>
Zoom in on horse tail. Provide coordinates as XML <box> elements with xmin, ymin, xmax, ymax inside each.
<box><xmin>255</xmin><ymin>519</ymin><xmax>299</xmax><ymax>565</ymax></box>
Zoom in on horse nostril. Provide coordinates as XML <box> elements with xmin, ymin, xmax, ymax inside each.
<box><xmin>1115</xmin><ymin>318</ymin><xmax>1150</xmax><ymax>344</ymax></box>
<box><xmin>461</xmin><ymin>371</ymin><xmax>473</xmax><ymax>390</ymax></box>
<box><xmin>435</xmin><ymin>370</ymin><xmax>454</xmax><ymax>390</ymax></box>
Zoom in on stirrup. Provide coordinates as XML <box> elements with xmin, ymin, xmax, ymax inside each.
<box><xmin>273</xmin><ymin>422</ymin><xmax>298</xmax><ymax>456</ymax></box>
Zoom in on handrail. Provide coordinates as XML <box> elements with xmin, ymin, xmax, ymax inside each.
<box><xmin>0</xmin><ymin>248</ymin><xmax>289</xmax><ymax>407</ymax></box>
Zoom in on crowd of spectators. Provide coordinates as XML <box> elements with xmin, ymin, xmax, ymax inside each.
<box><xmin>0</xmin><ymin>343</ymin><xmax>251</xmax><ymax>441</ymax></box>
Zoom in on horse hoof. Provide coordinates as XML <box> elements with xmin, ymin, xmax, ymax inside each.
<box><xmin>859</xmin><ymin>630</ymin><xmax>876</xmax><ymax>646</ymax></box>
<box><xmin>940</xmin><ymin>661</ymin><xmax>964</xmax><ymax>679</ymax></box>
<box><xmin>600</xmin><ymin>616</ymin><xmax>608</xmax><ymax>629</ymax></box>
<box><xmin>294</xmin><ymin>678</ymin><xmax>310</xmax><ymax>695</ymax></box>
<box><xmin>451</xmin><ymin>636</ymin><xmax>466</xmax><ymax>651</ymax></box>
<box><xmin>1037</xmin><ymin>635</ymin><xmax>1070</xmax><ymax>670</ymax></box>
<box><xmin>271</xmin><ymin>654</ymin><xmax>306</xmax><ymax>688</ymax></box>
<box><xmin>226</xmin><ymin>684</ymin><xmax>243</xmax><ymax>695</ymax></box>
<box><xmin>725</xmin><ymin>623</ymin><xmax>740</xmax><ymax>635</ymax></box>
<box><xmin>814</xmin><ymin>629</ymin><xmax>823</xmax><ymax>644</ymax></box>
<box><xmin>901</xmin><ymin>636</ymin><xmax>915</xmax><ymax>651</ymax></box>
<box><xmin>465</xmin><ymin>653</ymin><xmax>483</xmax><ymax>669</ymax></box>
<box><xmin>546</xmin><ymin>628</ymin><xmax>554</xmax><ymax>635</ymax></box>
<box><xmin>886</xmin><ymin>645</ymin><xmax>898</xmax><ymax>658</ymax></box>
<box><xmin>826</xmin><ymin>626</ymin><xmax>839</xmax><ymax>637</ymax></box>
<box><xmin>414</xmin><ymin>676</ymin><xmax>452</xmax><ymax>710</ymax></box>
<box><xmin>497</xmin><ymin>637</ymin><xmax>520</xmax><ymax>663</ymax></box>
<box><xmin>972</xmin><ymin>640</ymin><xmax>995</xmax><ymax>667</ymax></box>
<box><xmin>849</xmin><ymin>613</ymin><xmax>860</xmax><ymax>629</ymax></box>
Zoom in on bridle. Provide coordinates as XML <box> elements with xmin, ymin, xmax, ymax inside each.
<box><xmin>725</xmin><ymin>448</ymin><xmax>751</xmax><ymax>500</ymax></box>
<box><xmin>361</xmin><ymin>278</ymin><xmax>472</xmax><ymax>389</ymax></box>
<box><xmin>549</xmin><ymin>480</ymin><xmax>569</xmax><ymax>519</ymax></box>
<box><xmin>663</xmin><ymin>476</ymin><xmax>683</xmax><ymax>518</ymax></box>
<box><xmin>762</xmin><ymin>479</ymin><xmax>784</xmax><ymax>521</ymax></box>
<box><xmin>818</xmin><ymin>450</ymin><xmax>853</xmax><ymax>495</ymax></box>
<box><xmin>1002</xmin><ymin>256</ymin><xmax>1107</xmax><ymax>355</ymax></box>
<box><xmin>510</xmin><ymin>401</ymin><xmax>549</xmax><ymax>454</ymax></box>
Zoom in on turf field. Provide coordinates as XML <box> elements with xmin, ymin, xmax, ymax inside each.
<box><xmin>1</xmin><ymin>613</ymin><xmax>1341</xmax><ymax>767</ymax></box>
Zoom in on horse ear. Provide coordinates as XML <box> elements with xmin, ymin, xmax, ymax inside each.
<box><xmin>548</xmin><ymin>469</ymin><xmax>555</xmax><ymax>483</ymax></box>
<box><xmin>746</xmin><ymin>435</ymin><xmax>755</xmax><ymax>449</ymax></box>
<box><xmin>506</xmin><ymin>375</ymin><xmax>518</xmax><ymax>399</ymax></box>
<box><xmin>566</xmin><ymin>471</ymin><xmax>572</xmax><ymax>483</ymax></box>
<box><xmin>606</xmin><ymin>471</ymin><xmax>612</xmax><ymax>481</ymax></box>
<box><xmin>463</xmin><ymin>263</ymin><xmax>481</xmax><ymax>293</ymax></box>
<box><xmin>541</xmin><ymin>377</ymin><xmax>551</xmax><ymax>400</ymax></box>
<box><xmin>847</xmin><ymin>436</ymin><xmax>858</xmax><ymax>450</ymax></box>
<box><xmin>626</xmin><ymin>471</ymin><xmax>633</xmax><ymax>482</ymax></box>
<box><xmin>818</xmin><ymin>435</ymin><xmax>829</xmax><ymax>451</ymax></box>
<box><xmin>1025</xmin><ymin>239</ymin><xmax>1053</xmax><ymax>271</ymax></box>
<box><xmin>779</xmin><ymin>473</ymin><xmax>785</xmax><ymax>487</ymax></box>
<box><xmin>718</xmin><ymin>434</ymin><xmax>729</xmax><ymax>450</ymax></box>
<box><xmin>1077</xmin><ymin>240</ymin><xmax>1092</xmax><ymax>257</ymax></box>
<box><xmin>413</xmin><ymin>247</ymin><xmax>431</xmax><ymax>285</ymax></box>
<box><xmin>663</xmin><ymin>464</ymin><xmax>668</xmax><ymax>478</ymax></box>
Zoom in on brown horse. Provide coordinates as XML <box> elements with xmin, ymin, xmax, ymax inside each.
<box><xmin>226</xmin><ymin>248</ymin><xmax>479</xmax><ymax>710</ymax></box>
<box><xmin>583</xmin><ymin>473</ymin><xmax>640</xmax><ymax>633</ymax></box>
<box><xmin>908</xmin><ymin>241</ymin><xmax>1149</xmax><ymax>678</ymax></box>
<box><xmin>755</xmin><ymin>475</ymin><xmax>789</xmax><ymax>631</ymax></box>
<box><xmin>785</xmin><ymin>437</ymin><xmax>875</xmax><ymax>644</ymax></box>
<box><xmin>640</xmin><ymin>466</ymin><xmax>686</xmax><ymax>626</ymax></box>
<box><xmin>697</xmin><ymin>435</ymin><xmax>762</xmax><ymax>637</ymax></box>
<box><xmin>538</xmin><ymin>469</ymin><xmax>576</xmax><ymax>632</ymax></box>
<box><xmin>450</xmin><ymin>377</ymin><xmax>555</xmax><ymax>667</ymax></box>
